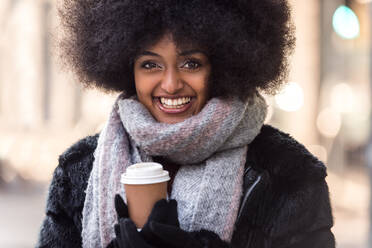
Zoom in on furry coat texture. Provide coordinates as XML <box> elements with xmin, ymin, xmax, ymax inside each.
<box><xmin>36</xmin><ymin>125</ymin><xmax>335</xmax><ymax>248</ymax></box>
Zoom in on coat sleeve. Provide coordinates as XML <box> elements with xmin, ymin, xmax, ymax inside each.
<box><xmin>36</xmin><ymin>134</ymin><xmax>98</xmax><ymax>248</ymax></box>
<box><xmin>36</xmin><ymin>165</ymin><xmax>83</xmax><ymax>248</ymax></box>
<box><xmin>268</xmin><ymin>178</ymin><xmax>336</xmax><ymax>248</ymax></box>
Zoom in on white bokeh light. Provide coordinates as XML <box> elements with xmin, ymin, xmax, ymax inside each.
<box><xmin>316</xmin><ymin>108</ymin><xmax>342</xmax><ymax>138</ymax></box>
<box><xmin>330</xmin><ymin>83</ymin><xmax>355</xmax><ymax>113</ymax></box>
<box><xmin>275</xmin><ymin>82</ymin><xmax>304</xmax><ymax>112</ymax></box>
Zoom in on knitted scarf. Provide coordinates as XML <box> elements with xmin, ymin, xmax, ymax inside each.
<box><xmin>82</xmin><ymin>92</ymin><xmax>267</xmax><ymax>248</ymax></box>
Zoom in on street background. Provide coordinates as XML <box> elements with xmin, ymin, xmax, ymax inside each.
<box><xmin>0</xmin><ymin>0</ymin><xmax>371</xmax><ymax>247</ymax></box>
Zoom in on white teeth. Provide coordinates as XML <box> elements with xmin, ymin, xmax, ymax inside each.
<box><xmin>159</xmin><ymin>97</ymin><xmax>191</xmax><ymax>107</ymax></box>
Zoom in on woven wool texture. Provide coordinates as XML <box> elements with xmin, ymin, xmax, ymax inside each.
<box><xmin>82</xmin><ymin>92</ymin><xmax>267</xmax><ymax>248</ymax></box>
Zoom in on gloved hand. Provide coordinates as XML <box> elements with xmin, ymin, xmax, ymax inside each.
<box><xmin>107</xmin><ymin>194</ymin><xmax>154</xmax><ymax>248</ymax></box>
<box><xmin>112</xmin><ymin>218</ymin><xmax>155</xmax><ymax>248</ymax></box>
<box><xmin>149</xmin><ymin>221</ymin><xmax>230</xmax><ymax>248</ymax></box>
<box><xmin>140</xmin><ymin>198</ymin><xmax>179</xmax><ymax>246</ymax></box>
<box><xmin>107</xmin><ymin>194</ymin><xmax>179</xmax><ymax>248</ymax></box>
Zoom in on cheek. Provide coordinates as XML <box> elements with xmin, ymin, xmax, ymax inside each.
<box><xmin>199</xmin><ymin>67</ymin><xmax>211</xmax><ymax>99</ymax></box>
<box><xmin>186</xmin><ymin>73</ymin><xmax>209</xmax><ymax>94</ymax></box>
<box><xmin>134</xmin><ymin>74</ymin><xmax>153</xmax><ymax>97</ymax></box>
<box><xmin>196</xmin><ymin>74</ymin><xmax>210</xmax><ymax>100</ymax></box>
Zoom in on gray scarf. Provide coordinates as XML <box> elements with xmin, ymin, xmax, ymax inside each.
<box><xmin>82</xmin><ymin>92</ymin><xmax>267</xmax><ymax>248</ymax></box>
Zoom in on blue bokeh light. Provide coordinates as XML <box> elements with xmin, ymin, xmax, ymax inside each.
<box><xmin>332</xmin><ymin>5</ymin><xmax>360</xmax><ymax>39</ymax></box>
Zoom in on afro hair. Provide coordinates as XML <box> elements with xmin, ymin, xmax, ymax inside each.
<box><xmin>58</xmin><ymin>0</ymin><xmax>295</xmax><ymax>99</ymax></box>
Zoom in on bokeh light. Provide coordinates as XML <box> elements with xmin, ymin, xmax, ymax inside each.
<box><xmin>275</xmin><ymin>82</ymin><xmax>304</xmax><ymax>112</ymax></box>
<box><xmin>317</xmin><ymin>107</ymin><xmax>342</xmax><ymax>138</ymax></box>
<box><xmin>332</xmin><ymin>5</ymin><xmax>360</xmax><ymax>39</ymax></box>
<box><xmin>331</xmin><ymin>83</ymin><xmax>355</xmax><ymax>113</ymax></box>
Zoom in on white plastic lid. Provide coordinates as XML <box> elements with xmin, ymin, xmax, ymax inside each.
<box><xmin>121</xmin><ymin>162</ymin><xmax>170</xmax><ymax>185</ymax></box>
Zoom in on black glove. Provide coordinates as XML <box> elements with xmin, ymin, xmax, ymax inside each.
<box><xmin>140</xmin><ymin>198</ymin><xmax>179</xmax><ymax>246</ymax></box>
<box><xmin>114</xmin><ymin>194</ymin><xmax>129</xmax><ymax>219</ymax></box>
<box><xmin>107</xmin><ymin>194</ymin><xmax>154</xmax><ymax>248</ymax></box>
<box><xmin>113</xmin><ymin>218</ymin><xmax>155</xmax><ymax>248</ymax></box>
<box><xmin>149</xmin><ymin>220</ymin><xmax>230</xmax><ymax>248</ymax></box>
<box><xmin>107</xmin><ymin>194</ymin><xmax>179</xmax><ymax>248</ymax></box>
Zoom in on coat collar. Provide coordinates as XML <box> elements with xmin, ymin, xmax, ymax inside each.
<box><xmin>246</xmin><ymin>125</ymin><xmax>327</xmax><ymax>184</ymax></box>
<box><xmin>236</xmin><ymin>125</ymin><xmax>328</xmax><ymax>231</ymax></box>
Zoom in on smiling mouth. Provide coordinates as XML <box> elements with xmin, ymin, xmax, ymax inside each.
<box><xmin>160</xmin><ymin>96</ymin><xmax>191</xmax><ymax>108</ymax></box>
<box><xmin>154</xmin><ymin>97</ymin><xmax>194</xmax><ymax>114</ymax></box>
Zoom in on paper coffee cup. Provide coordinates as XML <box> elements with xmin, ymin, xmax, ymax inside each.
<box><xmin>121</xmin><ymin>162</ymin><xmax>170</xmax><ymax>228</ymax></box>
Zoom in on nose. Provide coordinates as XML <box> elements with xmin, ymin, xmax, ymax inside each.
<box><xmin>160</xmin><ymin>68</ymin><xmax>183</xmax><ymax>94</ymax></box>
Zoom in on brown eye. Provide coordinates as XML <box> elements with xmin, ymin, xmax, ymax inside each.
<box><xmin>141</xmin><ymin>61</ymin><xmax>159</xmax><ymax>70</ymax></box>
<box><xmin>182</xmin><ymin>59</ymin><xmax>201</xmax><ymax>70</ymax></box>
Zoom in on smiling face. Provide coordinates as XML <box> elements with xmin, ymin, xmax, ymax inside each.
<box><xmin>133</xmin><ymin>35</ymin><xmax>211</xmax><ymax>124</ymax></box>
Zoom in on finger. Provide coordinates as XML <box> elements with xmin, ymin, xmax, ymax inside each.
<box><xmin>141</xmin><ymin>199</ymin><xmax>179</xmax><ymax>243</ymax></box>
<box><xmin>166</xmin><ymin>199</ymin><xmax>180</xmax><ymax>226</ymax></box>
<box><xmin>152</xmin><ymin>199</ymin><xmax>169</xmax><ymax>213</ymax></box>
<box><xmin>115</xmin><ymin>194</ymin><xmax>129</xmax><ymax>219</ymax></box>
<box><xmin>149</xmin><ymin>221</ymin><xmax>188</xmax><ymax>248</ymax></box>
<box><xmin>121</xmin><ymin>219</ymin><xmax>154</xmax><ymax>248</ymax></box>
<box><xmin>168</xmin><ymin>199</ymin><xmax>177</xmax><ymax>206</ymax></box>
<box><xmin>154</xmin><ymin>198</ymin><xmax>168</xmax><ymax>207</ymax></box>
<box><xmin>149</xmin><ymin>199</ymin><xmax>178</xmax><ymax>222</ymax></box>
<box><xmin>147</xmin><ymin>199</ymin><xmax>170</xmax><ymax>223</ymax></box>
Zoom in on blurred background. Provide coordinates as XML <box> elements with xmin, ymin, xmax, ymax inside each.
<box><xmin>0</xmin><ymin>0</ymin><xmax>371</xmax><ymax>247</ymax></box>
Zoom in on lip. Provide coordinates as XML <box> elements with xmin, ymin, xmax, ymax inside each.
<box><xmin>154</xmin><ymin>97</ymin><xmax>194</xmax><ymax>114</ymax></box>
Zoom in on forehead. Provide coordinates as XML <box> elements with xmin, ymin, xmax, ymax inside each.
<box><xmin>140</xmin><ymin>34</ymin><xmax>206</xmax><ymax>56</ymax></box>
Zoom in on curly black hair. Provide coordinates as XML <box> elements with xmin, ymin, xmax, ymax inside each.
<box><xmin>58</xmin><ymin>0</ymin><xmax>295</xmax><ymax>99</ymax></box>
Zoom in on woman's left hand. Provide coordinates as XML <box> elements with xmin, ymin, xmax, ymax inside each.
<box><xmin>107</xmin><ymin>194</ymin><xmax>155</xmax><ymax>248</ymax></box>
<box><xmin>111</xmin><ymin>218</ymin><xmax>155</xmax><ymax>248</ymax></box>
<box><xmin>148</xmin><ymin>220</ymin><xmax>230</xmax><ymax>248</ymax></box>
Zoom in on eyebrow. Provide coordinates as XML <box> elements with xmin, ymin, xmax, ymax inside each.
<box><xmin>136</xmin><ymin>49</ymin><xmax>206</xmax><ymax>58</ymax></box>
<box><xmin>178</xmin><ymin>49</ymin><xmax>206</xmax><ymax>56</ymax></box>
<box><xmin>137</xmin><ymin>51</ymin><xmax>161</xmax><ymax>57</ymax></box>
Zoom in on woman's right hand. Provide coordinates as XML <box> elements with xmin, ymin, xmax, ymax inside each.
<box><xmin>114</xmin><ymin>194</ymin><xmax>129</xmax><ymax>220</ymax></box>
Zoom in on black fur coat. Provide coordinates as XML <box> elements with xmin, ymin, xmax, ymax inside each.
<box><xmin>36</xmin><ymin>125</ymin><xmax>335</xmax><ymax>247</ymax></box>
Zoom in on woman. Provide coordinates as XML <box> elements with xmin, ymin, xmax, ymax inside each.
<box><xmin>37</xmin><ymin>0</ymin><xmax>335</xmax><ymax>247</ymax></box>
